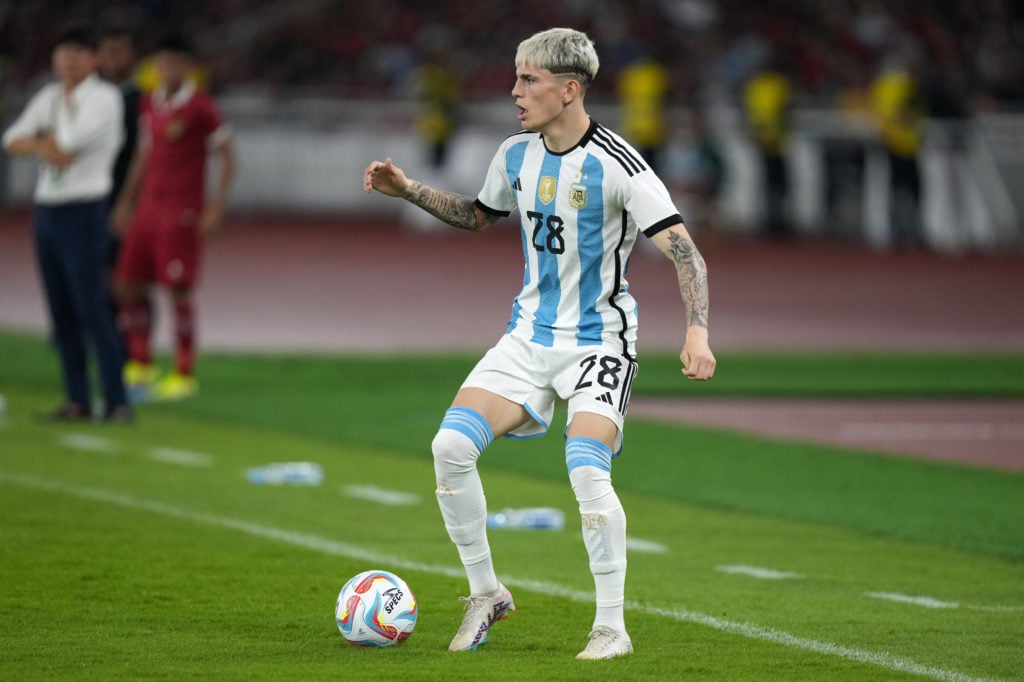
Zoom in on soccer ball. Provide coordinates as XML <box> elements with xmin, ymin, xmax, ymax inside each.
<box><xmin>335</xmin><ymin>570</ymin><xmax>417</xmax><ymax>647</ymax></box>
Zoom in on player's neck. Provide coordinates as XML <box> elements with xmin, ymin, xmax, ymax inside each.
<box><xmin>164</xmin><ymin>81</ymin><xmax>186</xmax><ymax>97</ymax></box>
<box><xmin>541</xmin><ymin>109</ymin><xmax>590</xmax><ymax>153</ymax></box>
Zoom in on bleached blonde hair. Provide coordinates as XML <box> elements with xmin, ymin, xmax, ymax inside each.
<box><xmin>515</xmin><ymin>28</ymin><xmax>599</xmax><ymax>89</ymax></box>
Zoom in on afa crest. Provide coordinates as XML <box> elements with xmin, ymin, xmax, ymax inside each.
<box><xmin>538</xmin><ymin>176</ymin><xmax>557</xmax><ymax>205</ymax></box>
<box><xmin>569</xmin><ymin>183</ymin><xmax>588</xmax><ymax>209</ymax></box>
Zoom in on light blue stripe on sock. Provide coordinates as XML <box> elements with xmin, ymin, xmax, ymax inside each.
<box><xmin>440</xmin><ymin>407</ymin><xmax>494</xmax><ymax>452</ymax></box>
<box><xmin>565</xmin><ymin>436</ymin><xmax>613</xmax><ymax>473</ymax></box>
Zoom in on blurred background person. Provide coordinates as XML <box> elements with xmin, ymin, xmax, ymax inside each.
<box><xmin>870</xmin><ymin>46</ymin><xmax>926</xmax><ymax>250</ymax></box>
<box><xmin>96</xmin><ymin>23</ymin><xmax>140</xmax><ymax>322</ymax></box>
<box><xmin>618</xmin><ymin>51</ymin><xmax>671</xmax><ymax>173</ymax></box>
<box><xmin>413</xmin><ymin>30</ymin><xmax>459</xmax><ymax>171</ymax></box>
<box><xmin>2</xmin><ymin>23</ymin><xmax>130</xmax><ymax>421</ymax></box>
<box><xmin>113</xmin><ymin>31</ymin><xmax>235</xmax><ymax>402</ymax></box>
<box><xmin>668</xmin><ymin>109</ymin><xmax>726</xmax><ymax>246</ymax></box>
<box><xmin>743</xmin><ymin>55</ymin><xmax>792</xmax><ymax>239</ymax></box>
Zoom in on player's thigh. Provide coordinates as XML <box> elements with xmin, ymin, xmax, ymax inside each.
<box><xmin>451</xmin><ymin>386</ymin><xmax>533</xmax><ymax>439</ymax></box>
<box><xmin>558</xmin><ymin>346</ymin><xmax>638</xmax><ymax>451</ymax></box>
<box><xmin>115</xmin><ymin>223</ymin><xmax>155</xmax><ymax>294</ymax></box>
<box><xmin>565</xmin><ymin>410</ymin><xmax>619</xmax><ymax>448</ymax></box>
<box><xmin>155</xmin><ymin>211</ymin><xmax>201</xmax><ymax>289</ymax></box>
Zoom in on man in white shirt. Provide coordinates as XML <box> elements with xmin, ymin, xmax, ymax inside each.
<box><xmin>3</xmin><ymin>23</ymin><xmax>130</xmax><ymax>421</ymax></box>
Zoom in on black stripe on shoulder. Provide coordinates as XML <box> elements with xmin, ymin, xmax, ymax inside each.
<box><xmin>591</xmin><ymin>126</ymin><xmax>647</xmax><ymax>176</ymax></box>
<box><xmin>642</xmin><ymin>214</ymin><xmax>684</xmax><ymax>238</ymax></box>
<box><xmin>474</xmin><ymin>198</ymin><xmax>510</xmax><ymax>218</ymax></box>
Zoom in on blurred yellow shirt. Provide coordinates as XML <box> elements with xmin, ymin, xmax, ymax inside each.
<box><xmin>744</xmin><ymin>70</ymin><xmax>790</xmax><ymax>154</ymax></box>
<box><xmin>871</xmin><ymin>70</ymin><xmax>923</xmax><ymax>157</ymax></box>
<box><xmin>619</xmin><ymin>59</ymin><xmax>670</xmax><ymax>148</ymax></box>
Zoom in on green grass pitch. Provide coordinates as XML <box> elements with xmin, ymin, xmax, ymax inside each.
<box><xmin>1</xmin><ymin>330</ymin><xmax>1022</xmax><ymax>680</ymax></box>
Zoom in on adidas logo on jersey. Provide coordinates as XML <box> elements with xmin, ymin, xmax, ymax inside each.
<box><xmin>511</xmin><ymin>177</ymin><xmax>523</xmax><ymax>191</ymax></box>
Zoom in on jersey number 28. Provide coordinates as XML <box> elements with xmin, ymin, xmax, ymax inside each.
<box><xmin>528</xmin><ymin>211</ymin><xmax>565</xmax><ymax>254</ymax></box>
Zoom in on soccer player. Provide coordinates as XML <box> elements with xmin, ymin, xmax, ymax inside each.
<box><xmin>364</xmin><ymin>28</ymin><xmax>715</xmax><ymax>659</ymax></box>
<box><xmin>2</xmin><ymin>23</ymin><xmax>131</xmax><ymax>422</ymax></box>
<box><xmin>112</xmin><ymin>31</ymin><xmax>235</xmax><ymax>401</ymax></box>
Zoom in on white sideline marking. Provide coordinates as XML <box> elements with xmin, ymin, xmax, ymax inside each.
<box><xmin>866</xmin><ymin>591</ymin><xmax>959</xmax><ymax>609</ymax></box>
<box><xmin>57</xmin><ymin>433</ymin><xmax>118</xmax><ymax>454</ymax></box>
<box><xmin>341</xmin><ymin>484</ymin><xmax>420</xmax><ymax>506</ymax></box>
<box><xmin>147</xmin><ymin>447</ymin><xmax>214</xmax><ymax>468</ymax></box>
<box><xmin>717</xmin><ymin>564</ymin><xmax>803</xmax><ymax>580</ymax></box>
<box><xmin>0</xmin><ymin>471</ymin><xmax>997</xmax><ymax>682</ymax></box>
<box><xmin>626</xmin><ymin>537</ymin><xmax>667</xmax><ymax>554</ymax></box>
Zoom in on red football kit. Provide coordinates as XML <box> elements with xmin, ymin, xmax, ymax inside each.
<box><xmin>118</xmin><ymin>82</ymin><xmax>228</xmax><ymax>288</ymax></box>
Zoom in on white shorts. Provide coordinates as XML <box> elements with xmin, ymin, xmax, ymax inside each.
<box><xmin>460</xmin><ymin>333</ymin><xmax>638</xmax><ymax>451</ymax></box>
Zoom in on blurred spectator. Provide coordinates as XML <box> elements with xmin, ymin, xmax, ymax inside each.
<box><xmin>870</xmin><ymin>47</ymin><xmax>926</xmax><ymax>248</ymax></box>
<box><xmin>412</xmin><ymin>28</ymin><xmax>459</xmax><ymax>170</ymax></box>
<box><xmin>669</xmin><ymin>110</ymin><xmax>726</xmax><ymax>242</ymax></box>
<box><xmin>0</xmin><ymin>1</ymin><xmax>1019</xmax><ymax>111</ymax></box>
<box><xmin>744</xmin><ymin>58</ymin><xmax>791</xmax><ymax>237</ymax></box>
<box><xmin>618</xmin><ymin>53</ymin><xmax>671</xmax><ymax>173</ymax></box>
<box><xmin>96</xmin><ymin>24</ymin><xmax>141</xmax><ymax>318</ymax></box>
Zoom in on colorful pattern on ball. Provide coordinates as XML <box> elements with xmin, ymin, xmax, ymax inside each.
<box><xmin>335</xmin><ymin>570</ymin><xmax>417</xmax><ymax>647</ymax></box>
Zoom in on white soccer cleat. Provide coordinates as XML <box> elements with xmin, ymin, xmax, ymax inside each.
<box><xmin>576</xmin><ymin>626</ymin><xmax>633</xmax><ymax>660</ymax></box>
<box><xmin>448</xmin><ymin>583</ymin><xmax>515</xmax><ymax>651</ymax></box>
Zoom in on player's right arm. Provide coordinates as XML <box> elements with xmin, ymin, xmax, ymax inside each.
<box><xmin>363</xmin><ymin>157</ymin><xmax>497</xmax><ymax>233</ymax></box>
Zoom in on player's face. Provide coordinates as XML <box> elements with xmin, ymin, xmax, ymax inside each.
<box><xmin>154</xmin><ymin>51</ymin><xmax>191</xmax><ymax>90</ymax></box>
<box><xmin>512</xmin><ymin>64</ymin><xmax>572</xmax><ymax>132</ymax></box>
<box><xmin>52</xmin><ymin>44</ymin><xmax>97</xmax><ymax>86</ymax></box>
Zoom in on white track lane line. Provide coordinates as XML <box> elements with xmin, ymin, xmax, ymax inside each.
<box><xmin>0</xmin><ymin>471</ymin><xmax>998</xmax><ymax>682</ymax></box>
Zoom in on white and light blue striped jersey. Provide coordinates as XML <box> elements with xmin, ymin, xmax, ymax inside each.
<box><xmin>475</xmin><ymin>119</ymin><xmax>682</xmax><ymax>359</ymax></box>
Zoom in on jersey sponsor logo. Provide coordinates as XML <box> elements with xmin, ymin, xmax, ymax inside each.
<box><xmin>511</xmin><ymin>177</ymin><xmax>523</xmax><ymax>191</ymax></box>
<box><xmin>166</xmin><ymin>118</ymin><xmax>185</xmax><ymax>141</ymax></box>
<box><xmin>538</xmin><ymin>176</ymin><xmax>556</xmax><ymax>205</ymax></box>
<box><xmin>569</xmin><ymin>182</ymin><xmax>588</xmax><ymax>209</ymax></box>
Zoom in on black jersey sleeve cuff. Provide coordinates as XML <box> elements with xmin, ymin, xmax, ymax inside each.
<box><xmin>474</xmin><ymin>199</ymin><xmax>511</xmax><ymax>218</ymax></box>
<box><xmin>642</xmin><ymin>214</ymin><xmax>684</xmax><ymax>238</ymax></box>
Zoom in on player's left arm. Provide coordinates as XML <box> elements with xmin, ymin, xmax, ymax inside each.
<box><xmin>200</xmin><ymin>133</ymin><xmax>236</xmax><ymax>236</ymax></box>
<box><xmin>649</xmin><ymin>223</ymin><xmax>716</xmax><ymax>381</ymax></box>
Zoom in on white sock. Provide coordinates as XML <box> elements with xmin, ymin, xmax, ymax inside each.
<box><xmin>568</xmin><ymin>454</ymin><xmax>628</xmax><ymax>634</ymax></box>
<box><xmin>433</xmin><ymin>408</ymin><xmax>498</xmax><ymax>596</ymax></box>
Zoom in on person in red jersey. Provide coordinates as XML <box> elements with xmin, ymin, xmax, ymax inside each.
<box><xmin>113</xmin><ymin>31</ymin><xmax>235</xmax><ymax>401</ymax></box>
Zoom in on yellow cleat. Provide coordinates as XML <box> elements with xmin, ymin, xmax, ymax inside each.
<box><xmin>124</xmin><ymin>360</ymin><xmax>160</xmax><ymax>386</ymax></box>
<box><xmin>151</xmin><ymin>371</ymin><xmax>199</xmax><ymax>402</ymax></box>
<box><xmin>123</xmin><ymin>360</ymin><xmax>160</xmax><ymax>402</ymax></box>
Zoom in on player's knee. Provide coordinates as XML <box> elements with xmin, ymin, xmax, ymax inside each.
<box><xmin>432</xmin><ymin>406</ymin><xmax>494</xmax><ymax>474</ymax></box>
<box><xmin>566</xmin><ymin>437</ymin><xmax>619</xmax><ymax>510</ymax></box>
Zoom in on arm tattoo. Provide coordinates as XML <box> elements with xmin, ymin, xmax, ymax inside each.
<box><xmin>405</xmin><ymin>181</ymin><xmax>486</xmax><ymax>232</ymax></box>
<box><xmin>667</xmin><ymin>231</ymin><xmax>709</xmax><ymax>329</ymax></box>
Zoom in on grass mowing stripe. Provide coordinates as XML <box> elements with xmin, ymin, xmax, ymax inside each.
<box><xmin>0</xmin><ymin>471</ymin><xmax>997</xmax><ymax>682</ymax></box>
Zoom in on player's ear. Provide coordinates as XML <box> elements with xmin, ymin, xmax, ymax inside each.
<box><xmin>562</xmin><ymin>77</ymin><xmax>581</xmax><ymax>104</ymax></box>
